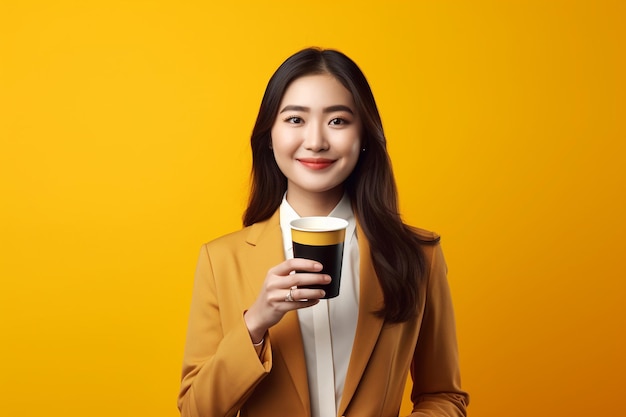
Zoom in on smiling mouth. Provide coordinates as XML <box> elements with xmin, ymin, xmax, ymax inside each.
<box><xmin>297</xmin><ymin>158</ymin><xmax>335</xmax><ymax>170</ymax></box>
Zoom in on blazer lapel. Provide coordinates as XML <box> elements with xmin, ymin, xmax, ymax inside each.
<box><xmin>338</xmin><ymin>223</ymin><xmax>385</xmax><ymax>416</ymax></box>
<box><xmin>243</xmin><ymin>211</ymin><xmax>311</xmax><ymax>415</ymax></box>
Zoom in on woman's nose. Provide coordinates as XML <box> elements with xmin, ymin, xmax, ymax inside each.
<box><xmin>303</xmin><ymin>123</ymin><xmax>328</xmax><ymax>151</ymax></box>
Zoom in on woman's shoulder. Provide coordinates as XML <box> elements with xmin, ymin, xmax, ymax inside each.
<box><xmin>408</xmin><ymin>225</ymin><xmax>441</xmax><ymax>244</ymax></box>
<box><xmin>203</xmin><ymin>212</ymin><xmax>280</xmax><ymax>251</ymax></box>
<box><xmin>204</xmin><ymin>225</ymin><xmax>251</xmax><ymax>248</ymax></box>
<box><xmin>406</xmin><ymin>225</ymin><xmax>444</xmax><ymax>270</ymax></box>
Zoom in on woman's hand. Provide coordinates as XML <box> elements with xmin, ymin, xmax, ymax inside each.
<box><xmin>244</xmin><ymin>258</ymin><xmax>330</xmax><ymax>343</ymax></box>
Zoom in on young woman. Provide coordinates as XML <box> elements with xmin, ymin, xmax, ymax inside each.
<box><xmin>178</xmin><ymin>48</ymin><xmax>469</xmax><ymax>417</ymax></box>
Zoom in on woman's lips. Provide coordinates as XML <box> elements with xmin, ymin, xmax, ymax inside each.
<box><xmin>297</xmin><ymin>158</ymin><xmax>335</xmax><ymax>170</ymax></box>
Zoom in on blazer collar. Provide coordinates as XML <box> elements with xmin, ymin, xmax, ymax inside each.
<box><xmin>243</xmin><ymin>212</ymin><xmax>385</xmax><ymax>417</ymax></box>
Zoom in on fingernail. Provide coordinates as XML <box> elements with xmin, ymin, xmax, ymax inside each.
<box><xmin>325</xmin><ymin>275</ymin><xmax>331</xmax><ymax>282</ymax></box>
<box><xmin>320</xmin><ymin>290</ymin><xmax>326</xmax><ymax>297</ymax></box>
<box><xmin>314</xmin><ymin>263</ymin><xmax>323</xmax><ymax>270</ymax></box>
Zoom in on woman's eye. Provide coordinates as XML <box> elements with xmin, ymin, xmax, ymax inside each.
<box><xmin>329</xmin><ymin>118</ymin><xmax>347</xmax><ymax>126</ymax></box>
<box><xmin>286</xmin><ymin>116</ymin><xmax>303</xmax><ymax>124</ymax></box>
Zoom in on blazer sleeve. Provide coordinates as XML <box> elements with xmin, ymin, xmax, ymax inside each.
<box><xmin>177</xmin><ymin>244</ymin><xmax>273</xmax><ymax>417</ymax></box>
<box><xmin>409</xmin><ymin>243</ymin><xmax>469</xmax><ymax>416</ymax></box>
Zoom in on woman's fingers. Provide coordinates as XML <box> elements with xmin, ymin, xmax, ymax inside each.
<box><xmin>268</xmin><ymin>258</ymin><xmax>330</xmax><ymax>290</ymax></box>
<box><xmin>268</xmin><ymin>258</ymin><xmax>322</xmax><ymax>277</ymax></box>
<box><xmin>286</xmin><ymin>287</ymin><xmax>326</xmax><ymax>302</ymax></box>
<box><xmin>245</xmin><ymin>258</ymin><xmax>331</xmax><ymax>339</ymax></box>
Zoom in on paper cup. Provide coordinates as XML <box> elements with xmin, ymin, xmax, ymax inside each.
<box><xmin>290</xmin><ymin>216</ymin><xmax>348</xmax><ymax>299</ymax></box>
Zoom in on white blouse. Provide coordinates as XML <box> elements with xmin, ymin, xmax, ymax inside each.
<box><xmin>279</xmin><ymin>194</ymin><xmax>360</xmax><ymax>417</ymax></box>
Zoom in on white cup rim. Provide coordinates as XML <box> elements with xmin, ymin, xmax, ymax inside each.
<box><xmin>289</xmin><ymin>216</ymin><xmax>348</xmax><ymax>232</ymax></box>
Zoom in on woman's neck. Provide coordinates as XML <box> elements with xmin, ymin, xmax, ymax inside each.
<box><xmin>286</xmin><ymin>188</ymin><xmax>344</xmax><ymax>217</ymax></box>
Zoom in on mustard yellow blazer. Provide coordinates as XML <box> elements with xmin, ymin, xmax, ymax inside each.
<box><xmin>178</xmin><ymin>211</ymin><xmax>468</xmax><ymax>417</ymax></box>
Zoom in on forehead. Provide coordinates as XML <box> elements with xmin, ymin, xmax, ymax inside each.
<box><xmin>280</xmin><ymin>74</ymin><xmax>355</xmax><ymax>107</ymax></box>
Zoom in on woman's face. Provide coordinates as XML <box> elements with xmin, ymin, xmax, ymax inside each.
<box><xmin>270</xmin><ymin>74</ymin><xmax>362</xmax><ymax>208</ymax></box>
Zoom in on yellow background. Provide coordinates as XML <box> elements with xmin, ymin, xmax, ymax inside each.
<box><xmin>1</xmin><ymin>1</ymin><xmax>624</xmax><ymax>416</ymax></box>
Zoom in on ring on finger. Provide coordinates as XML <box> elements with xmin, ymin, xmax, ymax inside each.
<box><xmin>285</xmin><ymin>287</ymin><xmax>295</xmax><ymax>302</ymax></box>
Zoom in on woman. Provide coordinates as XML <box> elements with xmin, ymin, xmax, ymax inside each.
<box><xmin>178</xmin><ymin>47</ymin><xmax>469</xmax><ymax>417</ymax></box>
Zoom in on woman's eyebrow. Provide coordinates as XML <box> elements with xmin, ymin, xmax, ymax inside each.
<box><xmin>279</xmin><ymin>105</ymin><xmax>309</xmax><ymax>114</ymax></box>
<box><xmin>324</xmin><ymin>105</ymin><xmax>354</xmax><ymax>114</ymax></box>
<box><xmin>279</xmin><ymin>104</ymin><xmax>354</xmax><ymax>114</ymax></box>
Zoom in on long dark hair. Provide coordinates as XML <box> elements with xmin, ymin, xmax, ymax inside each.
<box><xmin>243</xmin><ymin>47</ymin><xmax>438</xmax><ymax>323</ymax></box>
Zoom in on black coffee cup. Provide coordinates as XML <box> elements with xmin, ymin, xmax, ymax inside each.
<box><xmin>290</xmin><ymin>216</ymin><xmax>348</xmax><ymax>299</ymax></box>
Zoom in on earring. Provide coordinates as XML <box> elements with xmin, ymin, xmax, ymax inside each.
<box><xmin>361</xmin><ymin>148</ymin><xmax>366</xmax><ymax>152</ymax></box>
